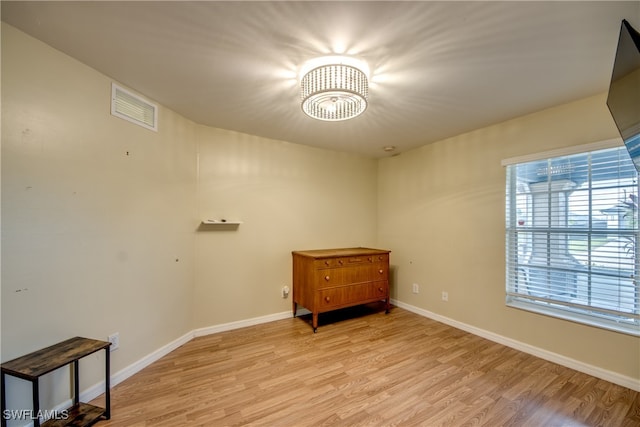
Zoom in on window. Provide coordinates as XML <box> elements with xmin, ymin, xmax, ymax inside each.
<box><xmin>505</xmin><ymin>145</ymin><xmax>640</xmax><ymax>336</ymax></box>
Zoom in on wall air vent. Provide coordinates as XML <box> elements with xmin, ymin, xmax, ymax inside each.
<box><xmin>111</xmin><ymin>83</ymin><xmax>158</xmax><ymax>131</ymax></box>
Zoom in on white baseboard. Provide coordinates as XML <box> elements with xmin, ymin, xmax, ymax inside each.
<box><xmin>193</xmin><ymin>311</ymin><xmax>293</xmax><ymax>337</ymax></box>
<box><xmin>390</xmin><ymin>299</ymin><xmax>640</xmax><ymax>392</ymax></box>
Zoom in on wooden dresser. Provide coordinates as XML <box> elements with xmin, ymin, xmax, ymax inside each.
<box><xmin>292</xmin><ymin>247</ymin><xmax>391</xmax><ymax>332</ymax></box>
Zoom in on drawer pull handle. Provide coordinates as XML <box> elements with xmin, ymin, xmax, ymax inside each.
<box><xmin>325</xmin><ymin>296</ymin><xmax>331</xmax><ymax>302</ymax></box>
<box><xmin>324</xmin><ymin>261</ymin><xmax>330</xmax><ymax>266</ymax></box>
<box><xmin>379</xmin><ymin>287</ymin><xmax>384</xmax><ymax>292</ymax></box>
<box><xmin>379</xmin><ymin>269</ymin><xmax>384</xmax><ymax>274</ymax></box>
<box><xmin>325</xmin><ymin>275</ymin><xmax>330</xmax><ymax>281</ymax></box>
<box><xmin>338</xmin><ymin>260</ymin><xmax>343</xmax><ymax>265</ymax></box>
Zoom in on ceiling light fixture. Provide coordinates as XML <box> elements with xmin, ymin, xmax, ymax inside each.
<box><xmin>300</xmin><ymin>56</ymin><xmax>369</xmax><ymax>122</ymax></box>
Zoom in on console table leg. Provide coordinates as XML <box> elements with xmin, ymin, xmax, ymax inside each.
<box><xmin>73</xmin><ymin>360</ymin><xmax>79</xmax><ymax>406</ymax></box>
<box><xmin>32</xmin><ymin>379</ymin><xmax>40</xmax><ymax>427</ymax></box>
<box><xmin>1</xmin><ymin>373</ymin><xmax>6</xmax><ymax>427</ymax></box>
<box><xmin>105</xmin><ymin>348</ymin><xmax>111</xmax><ymax>419</ymax></box>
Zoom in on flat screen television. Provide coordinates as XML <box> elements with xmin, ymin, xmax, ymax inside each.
<box><xmin>607</xmin><ymin>19</ymin><xmax>640</xmax><ymax>172</ymax></box>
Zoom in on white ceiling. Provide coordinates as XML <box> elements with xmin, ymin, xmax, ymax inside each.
<box><xmin>2</xmin><ymin>1</ymin><xmax>639</xmax><ymax>158</ymax></box>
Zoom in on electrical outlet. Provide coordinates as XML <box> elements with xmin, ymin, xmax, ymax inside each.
<box><xmin>282</xmin><ymin>286</ymin><xmax>290</xmax><ymax>298</ymax></box>
<box><xmin>108</xmin><ymin>333</ymin><xmax>119</xmax><ymax>352</ymax></box>
<box><xmin>442</xmin><ymin>291</ymin><xmax>449</xmax><ymax>302</ymax></box>
<box><xmin>412</xmin><ymin>283</ymin><xmax>419</xmax><ymax>294</ymax></box>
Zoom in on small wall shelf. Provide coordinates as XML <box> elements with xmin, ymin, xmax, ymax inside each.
<box><xmin>201</xmin><ymin>220</ymin><xmax>242</xmax><ymax>225</ymax></box>
<box><xmin>199</xmin><ymin>220</ymin><xmax>242</xmax><ymax>231</ymax></box>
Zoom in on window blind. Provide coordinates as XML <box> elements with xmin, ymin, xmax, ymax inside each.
<box><xmin>505</xmin><ymin>146</ymin><xmax>640</xmax><ymax>335</ymax></box>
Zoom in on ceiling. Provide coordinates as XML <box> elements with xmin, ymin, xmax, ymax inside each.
<box><xmin>2</xmin><ymin>1</ymin><xmax>638</xmax><ymax>158</ymax></box>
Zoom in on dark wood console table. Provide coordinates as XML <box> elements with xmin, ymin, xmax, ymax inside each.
<box><xmin>1</xmin><ymin>337</ymin><xmax>110</xmax><ymax>427</ymax></box>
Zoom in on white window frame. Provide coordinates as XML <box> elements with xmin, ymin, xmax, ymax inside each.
<box><xmin>503</xmin><ymin>139</ymin><xmax>640</xmax><ymax>336</ymax></box>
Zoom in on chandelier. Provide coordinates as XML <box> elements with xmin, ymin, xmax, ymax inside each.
<box><xmin>300</xmin><ymin>56</ymin><xmax>369</xmax><ymax>121</ymax></box>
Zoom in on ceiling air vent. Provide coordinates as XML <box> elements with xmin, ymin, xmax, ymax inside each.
<box><xmin>111</xmin><ymin>83</ymin><xmax>158</xmax><ymax>131</ymax></box>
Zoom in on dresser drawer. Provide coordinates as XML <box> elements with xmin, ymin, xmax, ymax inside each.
<box><xmin>318</xmin><ymin>284</ymin><xmax>368</xmax><ymax>308</ymax></box>
<box><xmin>318</xmin><ymin>282</ymin><xmax>388</xmax><ymax>308</ymax></box>
<box><xmin>316</xmin><ymin>268</ymin><xmax>345</xmax><ymax>287</ymax></box>
<box><xmin>370</xmin><ymin>281</ymin><xmax>388</xmax><ymax>299</ymax></box>
<box><xmin>314</xmin><ymin>255</ymin><xmax>373</xmax><ymax>270</ymax></box>
<box><xmin>373</xmin><ymin>265</ymin><xmax>388</xmax><ymax>281</ymax></box>
<box><xmin>316</xmin><ymin>265</ymin><xmax>371</xmax><ymax>288</ymax></box>
<box><xmin>315</xmin><ymin>258</ymin><xmax>337</xmax><ymax>269</ymax></box>
<box><xmin>371</xmin><ymin>253</ymin><xmax>389</xmax><ymax>264</ymax></box>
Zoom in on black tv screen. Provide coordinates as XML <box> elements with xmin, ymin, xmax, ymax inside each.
<box><xmin>607</xmin><ymin>19</ymin><xmax>640</xmax><ymax>172</ymax></box>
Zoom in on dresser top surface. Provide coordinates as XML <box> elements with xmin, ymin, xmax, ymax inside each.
<box><xmin>292</xmin><ymin>247</ymin><xmax>390</xmax><ymax>259</ymax></box>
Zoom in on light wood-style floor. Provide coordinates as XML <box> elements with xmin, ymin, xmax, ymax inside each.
<box><xmin>91</xmin><ymin>305</ymin><xmax>640</xmax><ymax>426</ymax></box>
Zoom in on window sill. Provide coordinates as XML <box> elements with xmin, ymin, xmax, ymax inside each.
<box><xmin>507</xmin><ymin>299</ymin><xmax>640</xmax><ymax>337</ymax></box>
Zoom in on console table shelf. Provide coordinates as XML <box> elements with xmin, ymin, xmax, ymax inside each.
<box><xmin>42</xmin><ymin>403</ymin><xmax>106</xmax><ymax>427</ymax></box>
<box><xmin>1</xmin><ymin>337</ymin><xmax>110</xmax><ymax>427</ymax></box>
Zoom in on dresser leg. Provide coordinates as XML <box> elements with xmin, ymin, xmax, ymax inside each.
<box><xmin>292</xmin><ymin>301</ymin><xmax>297</xmax><ymax>318</ymax></box>
<box><xmin>312</xmin><ymin>312</ymin><xmax>319</xmax><ymax>332</ymax></box>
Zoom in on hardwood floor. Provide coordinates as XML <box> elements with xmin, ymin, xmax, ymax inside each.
<box><xmin>90</xmin><ymin>305</ymin><xmax>640</xmax><ymax>426</ymax></box>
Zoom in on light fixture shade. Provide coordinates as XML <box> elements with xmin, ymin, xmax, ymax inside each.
<box><xmin>300</xmin><ymin>62</ymin><xmax>369</xmax><ymax>121</ymax></box>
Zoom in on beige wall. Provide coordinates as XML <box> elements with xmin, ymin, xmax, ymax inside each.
<box><xmin>377</xmin><ymin>93</ymin><xmax>640</xmax><ymax>382</ymax></box>
<box><xmin>1</xmin><ymin>23</ymin><xmax>198</xmax><ymax>415</ymax></box>
<box><xmin>194</xmin><ymin>126</ymin><xmax>378</xmax><ymax>327</ymax></box>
